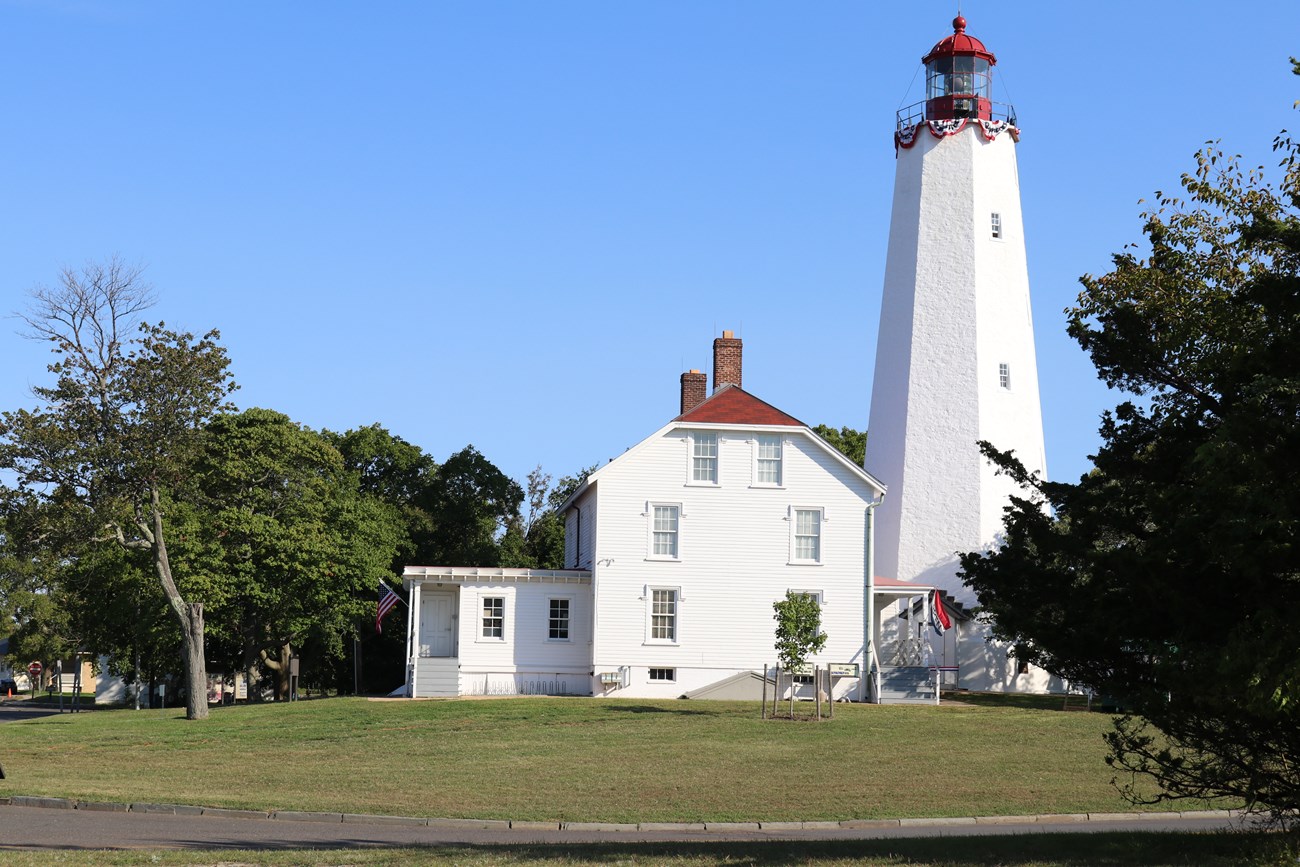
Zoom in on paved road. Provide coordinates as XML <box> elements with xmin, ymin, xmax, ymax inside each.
<box><xmin>0</xmin><ymin>705</ymin><xmax>65</xmax><ymax>725</ymax></box>
<box><xmin>0</xmin><ymin>804</ymin><xmax>1245</xmax><ymax>851</ymax></box>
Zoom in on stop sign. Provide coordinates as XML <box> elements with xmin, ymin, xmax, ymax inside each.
<box><xmin>27</xmin><ymin>661</ymin><xmax>42</xmax><ymax>678</ymax></box>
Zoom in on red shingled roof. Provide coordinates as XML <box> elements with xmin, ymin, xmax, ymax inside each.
<box><xmin>674</xmin><ymin>385</ymin><xmax>804</xmax><ymax>427</ymax></box>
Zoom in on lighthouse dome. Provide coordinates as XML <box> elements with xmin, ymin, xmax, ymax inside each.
<box><xmin>922</xmin><ymin>16</ymin><xmax>996</xmax><ymax>65</ymax></box>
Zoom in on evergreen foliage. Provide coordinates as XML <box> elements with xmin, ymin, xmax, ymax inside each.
<box><xmin>961</xmin><ymin>116</ymin><xmax>1300</xmax><ymax>817</ymax></box>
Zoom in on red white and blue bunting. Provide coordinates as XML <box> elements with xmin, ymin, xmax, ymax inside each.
<box><xmin>895</xmin><ymin>118</ymin><xmax>1020</xmax><ymax>151</ymax></box>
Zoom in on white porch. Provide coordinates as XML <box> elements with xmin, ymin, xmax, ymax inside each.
<box><xmin>402</xmin><ymin>566</ymin><xmax>594</xmax><ymax>698</ymax></box>
<box><xmin>869</xmin><ymin>577</ymin><xmax>942</xmax><ymax>705</ymax></box>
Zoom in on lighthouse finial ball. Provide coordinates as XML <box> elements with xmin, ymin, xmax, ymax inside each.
<box><xmin>953</xmin><ymin>15</ymin><xmax>967</xmax><ymax>33</ymax></box>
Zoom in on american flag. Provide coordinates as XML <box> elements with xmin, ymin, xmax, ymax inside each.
<box><xmin>376</xmin><ymin>581</ymin><xmax>402</xmax><ymax>633</ymax></box>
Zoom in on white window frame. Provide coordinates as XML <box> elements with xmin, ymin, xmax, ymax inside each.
<box><xmin>789</xmin><ymin>506</ymin><xmax>824</xmax><ymax>565</ymax></box>
<box><xmin>752</xmin><ymin>434</ymin><xmax>784</xmax><ymax>488</ymax></box>
<box><xmin>478</xmin><ymin>594</ymin><xmax>506</xmax><ymax>642</ymax></box>
<box><xmin>646</xmin><ymin>502</ymin><xmax>682</xmax><ymax>561</ymax></box>
<box><xmin>648</xmin><ymin>667</ymin><xmax>676</xmax><ymax>682</ymax></box>
<box><xmin>991</xmin><ymin>211</ymin><xmax>1003</xmax><ymax>239</ymax></box>
<box><xmin>998</xmin><ymin>362</ymin><xmax>1011</xmax><ymax>390</ymax></box>
<box><xmin>688</xmin><ymin>430</ymin><xmax>719</xmax><ymax>486</ymax></box>
<box><xmin>645</xmin><ymin>586</ymin><xmax>680</xmax><ymax>645</ymax></box>
<box><xmin>547</xmin><ymin>596</ymin><xmax>573</xmax><ymax>642</ymax></box>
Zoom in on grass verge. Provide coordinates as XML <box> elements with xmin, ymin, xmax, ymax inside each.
<box><xmin>1</xmin><ymin>833</ymin><xmax>1296</xmax><ymax>866</ymax></box>
<box><xmin>0</xmin><ymin>695</ymin><xmax>1220</xmax><ymax>822</ymax></box>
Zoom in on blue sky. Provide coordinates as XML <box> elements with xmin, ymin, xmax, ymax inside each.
<box><xmin>2</xmin><ymin>1</ymin><xmax>1295</xmax><ymax>492</ymax></box>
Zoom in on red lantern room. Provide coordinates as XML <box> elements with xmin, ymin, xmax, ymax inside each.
<box><xmin>922</xmin><ymin>16</ymin><xmax>996</xmax><ymax>121</ymax></box>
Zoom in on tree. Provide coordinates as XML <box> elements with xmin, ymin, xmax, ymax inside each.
<box><xmin>173</xmin><ymin>409</ymin><xmax>403</xmax><ymax>698</ymax></box>
<box><xmin>960</xmin><ymin>120</ymin><xmax>1300</xmax><ymax>816</ymax></box>
<box><xmin>0</xmin><ymin>259</ymin><xmax>236</xmax><ymax>719</ymax></box>
<box><xmin>511</xmin><ymin>464</ymin><xmax>596</xmax><ymax>570</ymax></box>
<box><xmin>326</xmin><ymin>424</ymin><xmax>440</xmax><ymax>691</ymax></box>
<box><xmin>422</xmin><ymin>445</ymin><xmax>523</xmax><ymax>566</ymax></box>
<box><xmin>813</xmin><ymin>424</ymin><xmax>867</xmax><ymax>466</ymax></box>
<box><xmin>772</xmin><ymin>591</ymin><xmax>827</xmax><ymax>719</ymax></box>
<box><xmin>773</xmin><ymin>591</ymin><xmax>827</xmax><ymax>671</ymax></box>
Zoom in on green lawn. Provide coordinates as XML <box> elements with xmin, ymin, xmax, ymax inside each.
<box><xmin>0</xmin><ymin>695</ymin><xmax>1215</xmax><ymax>823</ymax></box>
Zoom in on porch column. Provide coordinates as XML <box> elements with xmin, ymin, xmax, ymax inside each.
<box><xmin>406</xmin><ymin>581</ymin><xmax>421</xmax><ymax>698</ymax></box>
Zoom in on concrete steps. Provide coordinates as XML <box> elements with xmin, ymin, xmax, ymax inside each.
<box><xmin>876</xmin><ymin>665</ymin><xmax>937</xmax><ymax>704</ymax></box>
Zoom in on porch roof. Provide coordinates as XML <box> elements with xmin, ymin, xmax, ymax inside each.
<box><xmin>872</xmin><ymin>576</ymin><xmax>937</xmax><ymax>596</ymax></box>
<box><xmin>402</xmin><ymin>566</ymin><xmax>592</xmax><ymax>589</ymax></box>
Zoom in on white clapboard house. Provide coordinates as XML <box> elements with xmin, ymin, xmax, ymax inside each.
<box><xmin>402</xmin><ymin>333</ymin><xmax>948</xmax><ymax>703</ymax></box>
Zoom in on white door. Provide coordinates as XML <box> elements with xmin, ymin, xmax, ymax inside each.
<box><xmin>419</xmin><ymin>591</ymin><xmax>456</xmax><ymax>657</ymax></box>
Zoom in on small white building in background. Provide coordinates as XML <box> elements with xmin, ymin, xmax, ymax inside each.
<box><xmin>404</xmin><ymin>334</ymin><xmax>946</xmax><ymax>703</ymax></box>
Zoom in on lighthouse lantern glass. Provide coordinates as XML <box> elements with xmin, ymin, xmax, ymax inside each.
<box><xmin>926</xmin><ymin>57</ymin><xmax>991</xmax><ymax>102</ymax></box>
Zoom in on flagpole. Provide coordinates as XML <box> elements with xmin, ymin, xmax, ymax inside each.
<box><xmin>353</xmin><ymin>637</ymin><xmax>360</xmax><ymax>696</ymax></box>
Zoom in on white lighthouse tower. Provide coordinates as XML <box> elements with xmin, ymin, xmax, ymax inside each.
<box><xmin>866</xmin><ymin>16</ymin><xmax>1052</xmax><ymax>692</ymax></box>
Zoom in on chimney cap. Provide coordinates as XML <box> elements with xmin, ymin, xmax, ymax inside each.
<box><xmin>721</xmin><ymin>329</ymin><xmax>734</xmax><ymax>339</ymax></box>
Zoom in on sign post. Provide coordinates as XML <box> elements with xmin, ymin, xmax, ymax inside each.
<box><xmin>27</xmin><ymin>661</ymin><xmax>42</xmax><ymax>698</ymax></box>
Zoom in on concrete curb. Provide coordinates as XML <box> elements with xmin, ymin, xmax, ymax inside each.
<box><xmin>202</xmin><ymin>807</ymin><xmax>271</xmax><ymax>820</ymax></box>
<box><xmin>561</xmin><ymin>821</ymin><xmax>639</xmax><ymax>831</ymax></box>
<box><xmin>900</xmin><ymin>816</ymin><xmax>977</xmax><ymax>827</ymax></box>
<box><xmin>0</xmin><ymin>794</ymin><xmax>1246</xmax><ymax>831</ymax></box>
<box><xmin>343</xmin><ymin>813</ymin><xmax>429</xmax><ymax>827</ymax></box>
<box><xmin>272</xmin><ymin>810</ymin><xmax>344</xmax><ymax>823</ymax></box>
<box><xmin>76</xmin><ymin>800</ymin><xmax>130</xmax><ymax>813</ymax></box>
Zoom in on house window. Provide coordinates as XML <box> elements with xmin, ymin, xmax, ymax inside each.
<box><xmin>691</xmin><ymin>431</ymin><xmax>718</xmax><ymax>483</ymax></box>
<box><xmin>548</xmin><ymin>598</ymin><xmax>570</xmax><ymax>641</ymax></box>
<box><xmin>481</xmin><ymin>597</ymin><xmax>504</xmax><ymax>639</ymax></box>
<box><xmin>755</xmin><ymin>434</ymin><xmax>782</xmax><ymax>486</ymax></box>
<box><xmin>648</xmin><ymin>668</ymin><xmax>676</xmax><ymax>682</ymax></box>
<box><xmin>991</xmin><ymin>212</ymin><xmax>1002</xmax><ymax>238</ymax></box>
<box><xmin>650</xmin><ymin>504</ymin><xmax>680</xmax><ymax>559</ymax></box>
<box><xmin>998</xmin><ymin>362</ymin><xmax>1011</xmax><ymax>390</ymax></box>
<box><xmin>792</xmin><ymin>508</ymin><xmax>822</xmax><ymax>563</ymax></box>
<box><xmin>649</xmin><ymin>588</ymin><xmax>678</xmax><ymax>642</ymax></box>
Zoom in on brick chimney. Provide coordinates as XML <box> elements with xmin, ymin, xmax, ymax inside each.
<box><xmin>680</xmin><ymin>369</ymin><xmax>707</xmax><ymax>415</ymax></box>
<box><xmin>712</xmin><ymin>330</ymin><xmax>742</xmax><ymax>393</ymax></box>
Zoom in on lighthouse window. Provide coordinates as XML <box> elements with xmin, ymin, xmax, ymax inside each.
<box><xmin>926</xmin><ymin>56</ymin><xmax>992</xmax><ymax>100</ymax></box>
<box><xmin>991</xmin><ymin>212</ymin><xmax>1002</xmax><ymax>238</ymax></box>
<box><xmin>999</xmin><ymin>363</ymin><xmax>1012</xmax><ymax>390</ymax></box>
